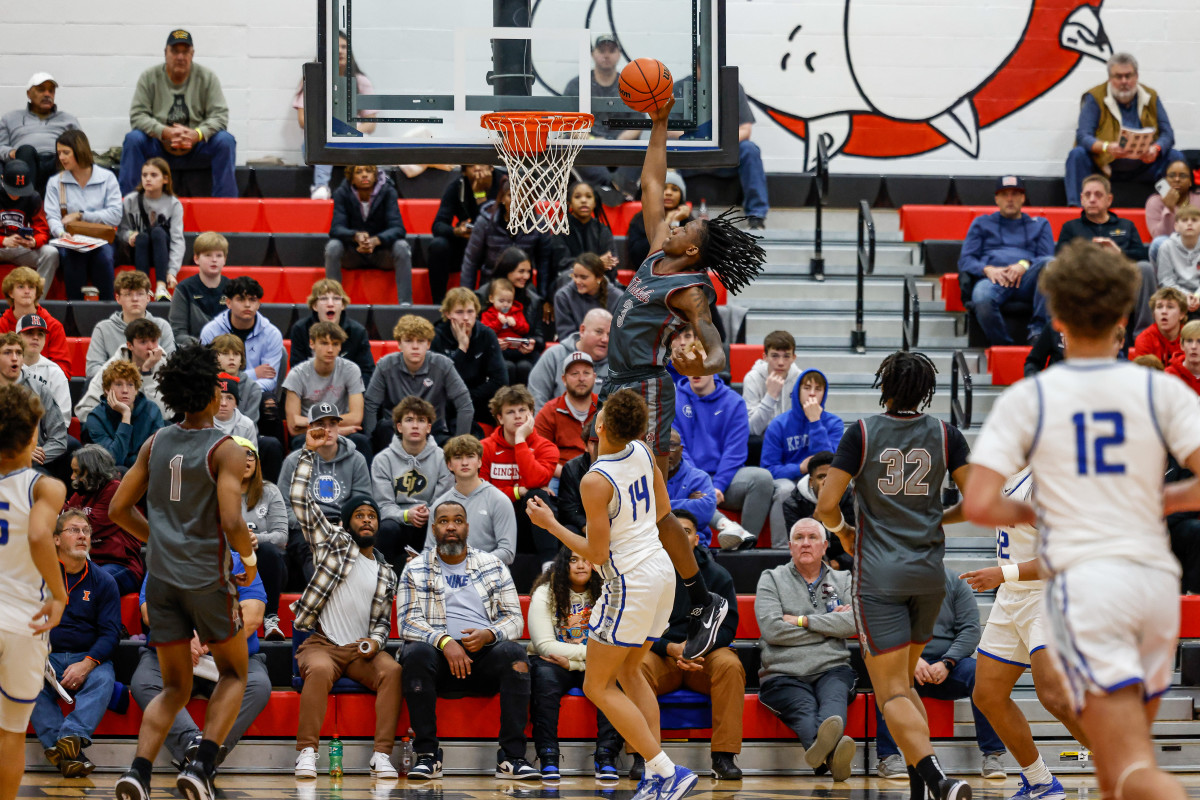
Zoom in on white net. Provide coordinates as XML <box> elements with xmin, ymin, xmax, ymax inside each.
<box><xmin>482</xmin><ymin>113</ymin><xmax>594</xmax><ymax>235</ymax></box>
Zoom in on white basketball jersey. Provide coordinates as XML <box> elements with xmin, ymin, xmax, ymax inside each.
<box><xmin>0</xmin><ymin>468</ymin><xmax>46</xmax><ymax>638</ymax></box>
<box><xmin>587</xmin><ymin>440</ymin><xmax>664</xmax><ymax>579</ymax></box>
<box><xmin>972</xmin><ymin>359</ymin><xmax>1200</xmax><ymax>577</ymax></box>
<box><xmin>995</xmin><ymin>467</ymin><xmax>1043</xmax><ymax>592</ymax></box>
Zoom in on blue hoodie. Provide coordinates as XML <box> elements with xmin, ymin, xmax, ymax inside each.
<box><xmin>673</xmin><ymin>376</ymin><xmax>750</xmax><ymax>494</ymax></box>
<box><xmin>761</xmin><ymin>369</ymin><xmax>844</xmax><ymax>481</ymax></box>
<box><xmin>957</xmin><ymin>211</ymin><xmax>1054</xmax><ymax>278</ymax></box>
<box><xmin>199</xmin><ymin>310</ymin><xmax>285</xmax><ymax>393</ymax></box>
<box><xmin>666</xmin><ymin>454</ymin><xmax>717</xmax><ymax>525</ymax></box>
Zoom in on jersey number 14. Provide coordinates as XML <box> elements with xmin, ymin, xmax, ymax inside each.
<box><xmin>627</xmin><ymin>475</ymin><xmax>651</xmax><ymax>521</ymax></box>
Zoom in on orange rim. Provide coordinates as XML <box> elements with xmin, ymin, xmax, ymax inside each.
<box><xmin>481</xmin><ymin>112</ymin><xmax>594</xmax><ymax>154</ymax></box>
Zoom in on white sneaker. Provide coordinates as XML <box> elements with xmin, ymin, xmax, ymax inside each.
<box><xmin>370</xmin><ymin>752</ymin><xmax>398</xmax><ymax>779</ymax></box>
<box><xmin>155</xmin><ymin>282</ymin><xmax>171</xmax><ymax>301</ymax></box>
<box><xmin>295</xmin><ymin>747</ymin><xmax>318</xmax><ymax>779</ymax></box>
<box><xmin>716</xmin><ymin>519</ymin><xmax>755</xmax><ymax>550</ymax></box>
<box><xmin>263</xmin><ymin>614</ymin><xmax>286</xmax><ymax>641</ymax></box>
<box><xmin>310</xmin><ymin>185</ymin><xmax>332</xmax><ymax>200</ymax></box>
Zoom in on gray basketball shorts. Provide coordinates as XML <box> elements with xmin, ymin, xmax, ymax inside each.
<box><xmin>602</xmin><ymin>373</ymin><xmax>675</xmax><ymax>458</ymax></box>
<box><xmin>145</xmin><ymin>574</ymin><xmax>243</xmax><ymax>647</ymax></box>
<box><xmin>853</xmin><ymin>590</ymin><xmax>945</xmax><ymax>656</ymax></box>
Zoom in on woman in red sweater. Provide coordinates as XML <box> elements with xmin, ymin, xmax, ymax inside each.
<box><xmin>63</xmin><ymin>444</ymin><xmax>145</xmax><ymax>595</ymax></box>
<box><xmin>481</xmin><ymin>384</ymin><xmax>560</xmax><ymax>564</ymax></box>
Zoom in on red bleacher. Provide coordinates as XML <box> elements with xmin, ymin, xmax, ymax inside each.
<box><xmin>178</xmin><ymin>198</ymin><xmax>443</xmax><ymax>235</ymax></box>
<box><xmin>987</xmin><ymin>346</ymin><xmax>1031</xmax><ymax>386</ymax></box>
<box><xmin>900</xmin><ymin>204</ymin><xmax>1152</xmax><ymax>243</ymax></box>
<box><xmin>169</xmin><ymin>266</ymin><xmax>434</xmax><ymax>306</ymax></box>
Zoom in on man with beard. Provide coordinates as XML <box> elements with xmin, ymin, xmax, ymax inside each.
<box><xmin>290</xmin><ymin>426</ymin><xmax>401</xmax><ymax>781</ymax></box>
<box><xmin>397</xmin><ymin>501</ymin><xmax>537</xmax><ymax>780</ymax></box>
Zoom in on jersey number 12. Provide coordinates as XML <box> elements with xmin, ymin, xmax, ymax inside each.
<box><xmin>627</xmin><ymin>475</ymin><xmax>651</xmax><ymax>521</ymax></box>
<box><xmin>1072</xmin><ymin>411</ymin><xmax>1125</xmax><ymax>475</ymax></box>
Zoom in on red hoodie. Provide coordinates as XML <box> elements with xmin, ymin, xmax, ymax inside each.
<box><xmin>481</xmin><ymin>300</ymin><xmax>530</xmax><ymax>339</ymax></box>
<box><xmin>1167</xmin><ymin>363</ymin><xmax>1200</xmax><ymax>396</ymax></box>
<box><xmin>0</xmin><ymin>304</ymin><xmax>71</xmax><ymax>377</ymax></box>
<box><xmin>481</xmin><ymin>426</ymin><xmax>559</xmax><ymax>494</ymax></box>
<box><xmin>1129</xmin><ymin>323</ymin><xmax>1183</xmax><ymax>366</ymax></box>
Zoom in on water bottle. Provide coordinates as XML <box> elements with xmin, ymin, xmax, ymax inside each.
<box><xmin>329</xmin><ymin>737</ymin><xmax>343</xmax><ymax>778</ymax></box>
<box><xmin>698</xmin><ymin>198</ymin><xmax>709</xmax><ymax>220</ymax></box>
<box><xmin>822</xmin><ymin>584</ymin><xmax>840</xmax><ymax>613</ymax></box>
<box><xmin>399</xmin><ymin>731</ymin><xmax>414</xmax><ymax>776</ymax></box>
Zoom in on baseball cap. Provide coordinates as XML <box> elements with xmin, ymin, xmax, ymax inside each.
<box><xmin>26</xmin><ymin>72</ymin><xmax>57</xmax><ymax>90</ymax></box>
<box><xmin>562</xmin><ymin>351</ymin><xmax>595</xmax><ymax>375</ymax></box>
<box><xmin>16</xmin><ymin>314</ymin><xmax>47</xmax><ymax>333</ymax></box>
<box><xmin>994</xmin><ymin>175</ymin><xmax>1026</xmax><ymax>193</ymax></box>
<box><xmin>309</xmin><ymin>402</ymin><xmax>343</xmax><ymax>423</ymax></box>
<box><xmin>166</xmin><ymin>29</ymin><xmax>194</xmax><ymax>47</ymax></box>
<box><xmin>593</xmin><ymin>33</ymin><xmax>619</xmax><ymax>48</ymax></box>
<box><xmin>1</xmin><ymin>160</ymin><xmax>35</xmax><ymax>198</ymax></box>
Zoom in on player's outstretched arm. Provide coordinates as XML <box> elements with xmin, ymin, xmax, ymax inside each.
<box><xmin>962</xmin><ymin>464</ymin><xmax>1037</xmax><ymax>528</ymax></box>
<box><xmin>814</xmin><ymin>466</ymin><xmax>855</xmax><ymax>555</ymax></box>
<box><xmin>642</xmin><ymin>97</ymin><xmax>676</xmax><ymax>254</ymax></box>
<box><xmin>526</xmin><ymin>473</ymin><xmax>612</xmax><ymax>565</ymax></box>
<box><xmin>669</xmin><ymin>287</ymin><xmax>726</xmax><ymax>376</ymax></box>
<box><xmin>215</xmin><ymin>438</ymin><xmax>256</xmax><ymax>586</ymax></box>
<box><xmin>110</xmin><ymin>438</ymin><xmax>153</xmax><ymax>543</ymax></box>
<box><xmin>28</xmin><ymin>476</ymin><xmax>67</xmax><ymax>633</ymax></box>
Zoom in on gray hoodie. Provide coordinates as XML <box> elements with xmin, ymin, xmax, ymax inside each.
<box><xmin>363</xmin><ymin>351</ymin><xmax>473</xmax><ymax>438</ymax></box>
<box><xmin>755</xmin><ymin>561</ymin><xmax>856</xmax><ymax>682</ymax></box>
<box><xmin>422</xmin><ymin>479</ymin><xmax>517</xmax><ymax>565</ymax></box>
<box><xmin>278</xmin><ymin>435</ymin><xmax>372</xmax><ymax>528</ymax></box>
<box><xmin>528</xmin><ymin>331</ymin><xmax>610</xmax><ymax>410</ymax></box>
<box><xmin>1155</xmin><ymin>232</ymin><xmax>1200</xmax><ymax>295</ymax></box>
<box><xmin>243</xmin><ymin>482</ymin><xmax>288</xmax><ymax>549</ymax></box>
<box><xmin>84</xmin><ymin>311</ymin><xmax>175</xmax><ymax>381</ymax></box>
<box><xmin>371</xmin><ymin>437</ymin><xmax>454</xmax><ymax>523</ymax></box>
<box><xmin>742</xmin><ymin>358</ymin><xmax>802</xmax><ymax>436</ymax></box>
<box><xmin>75</xmin><ymin>345</ymin><xmax>166</xmax><ymax>424</ymax></box>
<box><xmin>16</xmin><ymin>369</ymin><xmax>66</xmax><ymax>462</ymax></box>
<box><xmin>215</xmin><ymin>408</ymin><xmax>258</xmax><ymax>441</ymax></box>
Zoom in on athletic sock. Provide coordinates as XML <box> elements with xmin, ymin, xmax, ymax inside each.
<box><xmin>132</xmin><ymin>756</ymin><xmax>153</xmax><ymax>786</ymax></box>
<box><xmin>196</xmin><ymin>739</ymin><xmax>220</xmax><ymax>774</ymax></box>
<box><xmin>907</xmin><ymin>764</ymin><xmax>925</xmax><ymax>800</ymax></box>
<box><xmin>645</xmin><ymin>751</ymin><xmax>676</xmax><ymax>779</ymax></box>
<box><xmin>915</xmin><ymin>754</ymin><xmax>947</xmax><ymax>791</ymax></box>
<box><xmin>1022</xmin><ymin>756</ymin><xmax>1053</xmax><ymax>787</ymax></box>
<box><xmin>683</xmin><ymin>574</ymin><xmax>709</xmax><ymax>608</ymax></box>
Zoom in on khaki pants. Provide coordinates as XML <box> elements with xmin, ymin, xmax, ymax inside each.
<box><xmin>296</xmin><ymin>633</ymin><xmax>402</xmax><ymax>753</ymax></box>
<box><xmin>639</xmin><ymin>646</ymin><xmax>746</xmax><ymax>753</ymax></box>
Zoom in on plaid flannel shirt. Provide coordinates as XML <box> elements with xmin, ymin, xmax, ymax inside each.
<box><xmin>396</xmin><ymin>547</ymin><xmax>523</xmax><ymax>647</ymax></box>
<box><xmin>290</xmin><ymin>449</ymin><xmax>397</xmax><ymax>648</ymax></box>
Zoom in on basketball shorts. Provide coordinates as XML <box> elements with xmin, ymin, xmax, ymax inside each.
<box><xmin>146</xmin><ymin>575</ymin><xmax>243</xmax><ymax>647</ymax></box>
<box><xmin>589</xmin><ymin>550</ymin><xmax>675</xmax><ymax>647</ymax></box>
<box><xmin>978</xmin><ymin>585</ymin><xmax>1046</xmax><ymax>669</ymax></box>
<box><xmin>853</xmin><ymin>590</ymin><xmax>944</xmax><ymax>656</ymax></box>
<box><xmin>1045</xmin><ymin>559</ymin><xmax>1178</xmax><ymax>712</ymax></box>
<box><xmin>603</xmin><ymin>372</ymin><xmax>675</xmax><ymax>457</ymax></box>
<box><xmin>0</xmin><ymin>629</ymin><xmax>48</xmax><ymax>732</ymax></box>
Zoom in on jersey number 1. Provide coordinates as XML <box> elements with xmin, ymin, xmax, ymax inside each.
<box><xmin>627</xmin><ymin>475</ymin><xmax>651</xmax><ymax>521</ymax></box>
<box><xmin>168</xmin><ymin>455</ymin><xmax>184</xmax><ymax>502</ymax></box>
<box><xmin>1072</xmin><ymin>411</ymin><xmax>1126</xmax><ymax>475</ymax></box>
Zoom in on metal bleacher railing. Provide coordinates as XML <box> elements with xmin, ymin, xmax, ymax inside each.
<box><xmin>852</xmin><ymin>199</ymin><xmax>874</xmax><ymax>354</ymax></box>
<box><xmin>901</xmin><ymin>274</ymin><xmax>921</xmax><ymax>352</ymax></box>
<box><xmin>809</xmin><ymin>135</ymin><xmax>830</xmax><ymax>282</ymax></box>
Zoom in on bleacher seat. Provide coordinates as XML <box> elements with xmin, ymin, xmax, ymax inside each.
<box><xmin>397</xmin><ymin>200</ymin><xmax>439</xmax><ymax>235</ymax></box>
<box><xmin>340</xmin><ymin>269</ymin><xmax>433</xmax><ymax>306</ymax></box>
<box><xmin>940</xmin><ymin>273</ymin><xmax>965</xmax><ymax>313</ymax></box>
<box><xmin>729</xmin><ymin>344</ymin><xmax>760</xmax><ymax>384</ymax></box>
<box><xmin>987</xmin><ymin>346</ymin><xmax>1031</xmax><ymax>386</ymax></box>
<box><xmin>261</xmin><ymin>199</ymin><xmax>334</xmax><ymax>234</ymax></box>
<box><xmin>64</xmin><ymin>337</ymin><xmax>89</xmax><ymax>378</ymax></box>
<box><xmin>900</xmin><ymin>204</ymin><xmax>1151</xmax><ymax>242</ymax></box>
<box><xmin>183</xmin><ymin>198</ymin><xmax>268</xmax><ymax>233</ymax></box>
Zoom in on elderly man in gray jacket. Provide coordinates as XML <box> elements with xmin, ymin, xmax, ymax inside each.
<box><xmin>755</xmin><ymin>518</ymin><xmax>857</xmax><ymax>782</ymax></box>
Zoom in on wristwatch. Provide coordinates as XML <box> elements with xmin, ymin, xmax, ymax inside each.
<box><xmin>941</xmin><ymin>658</ymin><xmax>955</xmax><ymax>671</ymax></box>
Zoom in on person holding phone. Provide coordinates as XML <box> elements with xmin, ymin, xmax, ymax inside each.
<box><xmin>0</xmin><ymin>159</ymin><xmax>58</xmax><ymax>288</ymax></box>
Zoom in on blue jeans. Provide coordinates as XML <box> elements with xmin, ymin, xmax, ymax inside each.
<box><xmin>1065</xmin><ymin>145</ymin><xmax>1186</xmax><ymax>206</ymax></box>
<box><xmin>969</xmin><ymin>256</ymin><xmax>1051</xmax><ymax>346</ymax></box>
<box><xmin>119</xmin><ymin>130</ymin><xmax>238</xmax><ymax>197</ymax></box>
<box><xmin>690</xmin><ymin>140</ymin><xmax>770</xmax><ymax>219</ymax></box>
<box><xmin>875</xmin><ymin>656</ymin><xmax>1005</xmax><ymax>757</ymax></box>
<box><xmin>59</xmin><ymin>243</ymin><xmax>115</xmax><ymax>300</ymax></box>
<box><xmin>29</xmin><ymin>653</ymin><xmax>115</xmax><ymax>749</ymax></box>
<box><xmin>758</xmin><ymin>665</ymin><xmax>857</xmax><ymax>749</ymax></box>
<box><xmin>96</xmin><ymin>562</ymin><xmax>141</xmax><ymax>596</ymax></box>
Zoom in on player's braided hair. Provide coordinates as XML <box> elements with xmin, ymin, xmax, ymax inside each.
<box><xmin>697</xmin><ymin>208</ymin><xmax>767</xmax><ymax>295</ymax></box>
<box><xmin>158</xmin><ymin>344</ymin><xmax>222</xmax><ymax>415</ymax></box>
<box><xmin>874</xmin><ymin>351</ymin><xmax>938</xmax><ymax>412</ymax></box>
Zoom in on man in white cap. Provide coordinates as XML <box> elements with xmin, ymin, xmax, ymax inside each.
<box><xmin>0</xmin><ymin>73</ymin><xmax>80</xmax><ymax>195</ymax></box>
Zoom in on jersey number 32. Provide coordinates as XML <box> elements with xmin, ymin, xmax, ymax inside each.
<box><xmin>877</xmin><ymin>448</ymin><xmax>932</xmax><ymax>496</ymax></box>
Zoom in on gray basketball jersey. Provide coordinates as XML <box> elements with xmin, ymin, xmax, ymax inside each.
<box><xmin>145</xmin><ymin>425</ymin><xmax>234</xmax><ymax>591</ymax></box>
<box><xmin>853</xmin><ymin>414</ymin><xmax>950</xmax><ymax>596</ymax></box>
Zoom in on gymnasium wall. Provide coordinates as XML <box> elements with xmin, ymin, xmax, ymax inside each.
<box><xmin>1</xmin><ymin>0</ymin><xmax>1195</xmax><ymax>178</ymax></box>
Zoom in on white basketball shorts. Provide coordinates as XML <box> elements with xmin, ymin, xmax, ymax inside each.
<box><xmin>0</xmin><ymin>629</ymin><xmax>48</xmax><ymax>732</ymax></box>
<box><xmin>978</xmin><ymin>584</ymin><xmax>1046</xmax><ymax>669</ymax></box>
<box><xmin>589</xmin><ymin>550</ymin><xmax>675</xmax><ymax>647</ymax></box>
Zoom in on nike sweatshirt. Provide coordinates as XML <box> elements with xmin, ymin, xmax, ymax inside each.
<box><xmin>673</xmin><ymin>376</ymin><xmax>750</xmax><ymax>494</ymax></box>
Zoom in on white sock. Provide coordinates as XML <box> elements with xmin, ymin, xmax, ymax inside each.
<box><xmin>646</xmin><ymin>751</ymin><xmax>675</xmax><ymax>779</ymax></box>
<box><xmin>1022</xmin><ymin>756</ymin><xmax>1053</xmax><ymax>787</ymax></box>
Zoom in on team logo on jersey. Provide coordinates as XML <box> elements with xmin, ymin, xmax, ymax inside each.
<box><xmin>490</xmin><ymin>463</ymin><xmax>520</xmax><ymax>481</ymax></box>
<box><xmin>423</xmin><ymin>378</ymin><xmax>434</xmax><ymax>388</ymax></box>
<box><xmin>82</xmin><ymin>590</ymin><xmax>91</xmax><ymax>602</ymax></box>
<box><xmin>625</xmin><ymin>277</ymin><xmax>652</xmax><ymax>303</ymax></box>
<box><xmin>257</xmin><ymin>504</ymin><xmax>268</xmax><ymax>517</ymax></box>
<box><xmin>395</xmin><ymin>469</ymin><xmax>427</xmax><ymax>498</ymax></box>
<box><xmin>616</xmin><ymin>298</ymin><xmax>634</xmax><ymax>328</ymax></box>
<box><xmin>681</xmin><ymin>404</ymin><xmax>694</xmax><ymax>418</ymax></box>
<box><xmin>315</xmin><ymin>475</ymin><xmax>343</xmax><ymax>503</ymax></box>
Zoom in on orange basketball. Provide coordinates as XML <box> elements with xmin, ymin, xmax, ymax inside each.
<box><xmin>619</xmin><ymin>58</ymin><xmax>674</xmax><ymax>114</ymax></box>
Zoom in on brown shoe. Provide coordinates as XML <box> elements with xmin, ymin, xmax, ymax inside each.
<box><xmin>44</xmin><ymin>747</ymin><xmax>62</xmax><ymax>768</ymax></box>
<box><xmin>55</xmin><ymin>735</ymin><xmax>83</xmax><ymax>761</ymax></box>
<box><xmin>60</xmin><ymin>757</ymin><xmax>96</xmax><ymax>778</ymax></box>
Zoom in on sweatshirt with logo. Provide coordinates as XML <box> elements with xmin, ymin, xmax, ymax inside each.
<box><xmin>371</xmin><ymin>437</ymin><xmax>454</xmax><ymax>523</ymax></box>
<box><xmin>761</xmin><ymin>368</ymin><xmax>845</xmax><ymax>481</ymax></box>
<box><xmin>480</xmin><ymin>428</ymin><xmax>559</xmax><ymax>494</ymax></box>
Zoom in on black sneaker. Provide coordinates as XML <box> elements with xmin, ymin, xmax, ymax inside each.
<box><xmin>710</xmin><ymin>752</ymin><xmax>742</xmax><ymax>780</ymax></box>
<box><xmin>496</xmin><ymin>750</ymin><xmax>541</xmax><ymax>780</ymax></box>
<box><xmin>409</xmin><ymin>750</ymin><xmax>444</xmax><ymax>780</ymax></box>
<box><xmin>115</xmin><ymin>769</ymin><xmax>150</xmax><ymax>800</ymax></box>
<box><xmin>176</xmin><ymin>761</ymin><xmax>215</xmax><ymax>800</ymax></box>
<box><xmin>748</xmin><ymin>217</ymin><xmax>766</xmax><ymax>230</ymax></box>
<box><xmin>629</xmin><ymin>753</ymin><xmax>645</xmax><ymax>781</ymax></box>
<box><xmin>594</xmin><ymin>748</ymin><xmax>620</xmax><ymax>782</ymax></box>
<box><xmin>539</xmin><ymin>749</ymin><xmax>560</xmax><ymax>781</ymax></box>
<box><xmin>938</xmin><ymin>777</ymin><xmax>972</xmax><ymax>800</ymax></box>
<box><xmin>682</xmin><ymin>592</ymin><xmax>729</xmax><ymax>660</ymax></box>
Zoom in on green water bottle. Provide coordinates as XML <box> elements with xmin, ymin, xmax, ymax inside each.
<box><xmin>329</xmin><ymin>737</ymin><xmax>343</xmax><ymax>777</ymax></box>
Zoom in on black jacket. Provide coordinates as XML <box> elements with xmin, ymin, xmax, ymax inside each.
<box><xmin>460</xmin><ymin>201</ymin><xmax>552</xmax><ymax>291</ymax></box>
<box><xmin>431</xmin><ymin>174</ymin><xmax>498</xmax><ymax>240</ymax></box>
<box><xmin>289</xmin><ymin>310</ymin><xmax>375</xmax><ymax>384</ymax></box>
<box><xmin>329</xmin><ymin>178</ymin><xmax>406</xmax><ymax>247</ymax></box>
<box><xmin>1024</xmin><ymin>323</ymin><xmax>1066</xmax><ymax>377</ymax></box>
<box><xmin>430</xmin><ymin>320</ymin><xmax>508</xmax><ymax>426</ymax></box>
<box><xmin>1056</xmin><ymin>210</ymin><xmax>1147</xmax><ymax>261</ymax></box>
<box><xmin>652</xmin><ymin>546</ymin><xmax>739</xmax><ymax>656</ymax></box>
<box><xmin>557</xmin><ymin>452</ymin><xmax>592</xmax><ymax>535</ymax></box>
<box><xmin>549</xmin><ymin>215</ymin><xmax>616</xmax><ymax>281</ymax></box>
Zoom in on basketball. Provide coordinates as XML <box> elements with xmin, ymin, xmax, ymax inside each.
<box><xmin>619</xmin><ymin>58</ymin><xmax>674</xmax><ymax>114</ymax></box>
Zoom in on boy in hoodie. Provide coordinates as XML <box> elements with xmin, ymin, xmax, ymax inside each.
<box><xmin>674</xmin><ymin>370</ymin><xmax>775</xmax><ymax>547</ymax></box>
<box><xmin>278</xmin><ymin>403</ymin><xmax>372</xmax><ymax>583</ymax></box>
<box><xmin>0</xmin><ymin>266</ymin><xmax>69</xmax><ymax>376</ymax></box>
<box><xmin>481</xmin><ymin>384</ymin><xmax>560</xmax><ymax>563</ymax></box>
<box><xmin>1166</xmin><ymin>320</ymin><xmax>1200</xmax><ymax>396</ymax></box>
<box><xmin>83</xmin><ymin>359</ymin><xmax>165</xmax><ymax>468</ymax></box>
<box><xmin>423</xmin><ymin>434</ymin><xmax>517</xmax><ymax>564</ymax></box>
<box><xmin>324</xmin><ymin>164</ymin><xmax>413</xmax><ymax>305</ymax></box>
<box><xmin>1129</xmin><ymin>286</ymin><xmax>1187</xmax><ymax>364</ymax></box>
<box><xmin>85</xmin><ymin>270</ymin><xmax>175</xmax><ymax>380</ymax></box>
<box><xmin>288</xmin><ymin>278</ymin><xmax>375</xmax><ymax>383</ymax></box>
<box><xmin>782</xmin><ymin>452</ymin><xmax>854</xmax><ymax>568</ymax></box>
<box><xmin>372</xmin><ymin>396</ymin><xmax>453</xmax><ymax>564</ymax></box>
<box><xmin>1155</xmin><ymin>204</ymin><xmax>1200</xmax><ymax>303</ymax></box>
<box><xmin>75</xmin><ymin>318</ymin><xmax>166</xmax><ymax>424</ymax></box>
<box><xmin>214</xmin><ymin>372</ymin><xmax>257</xmax><ymax>441</ymax></box>
<box><xmin>199</xmin><ymin>276</ymin><xmax>285</xmax><ymax>397</ymax></box>
<box><xmin>664</xmin><ymin>428</ymin><xmax>718</xmax><ymax>542</ymax></box>
<box><xmin>168</xmin><ymin>231</ymin><xmax>230</xmax><ymax>346</ymax></box>
<box><xmin>761</xmin><ymin>369</ymin><xmax>845</xmax><ymax>547</ymax></box>
<box><xmin>742</xmin><ymin>331</ymin><xmax>801</xmax><ymax>436</ymax></box>
<box><xmin>364</xmin><ymin>314</ymin><xmax>473</xmax><ymax>452</ymax></box>
<box><xmin>17</xmin><ymin>313</ymin><xmax>70</xmax><ymax>421</ymax></box>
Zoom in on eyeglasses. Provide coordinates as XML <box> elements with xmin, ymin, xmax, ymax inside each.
<box><xmin>61</xmin><ymin>526</ymin><xmax>90</xmax><ymax>535</ymax></box>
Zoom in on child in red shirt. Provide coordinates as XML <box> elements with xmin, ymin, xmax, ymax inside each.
<box><xmin>1166</xmin><ymin>320</ymin><xmax>1200</xmax><ymax>395</ymax></box>
<box><xmin>480</xmin><ymin>278</ymin><xmax>529</xmax><ymax>340</ymax></box>
<box><xmin>1130</xmin><ymin>286</ymin><xmax>1187</xmax><ymax>366</ymax></box>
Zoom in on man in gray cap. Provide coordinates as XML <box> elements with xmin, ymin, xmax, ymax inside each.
<box><xmin>0</xmin><ymin>72</ymin><xmax>80</xmax><ymax>195</ymax></box>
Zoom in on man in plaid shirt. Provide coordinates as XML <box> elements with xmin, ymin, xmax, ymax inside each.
<box><xmin>290</xmin><ymin>427</ymin><xmax>402</xmax><ymax>781</ymax></box>
<box><xmin>398</xmin><ymin>500</ymin><xmax>539</xmax><ymax>780</ymax></box>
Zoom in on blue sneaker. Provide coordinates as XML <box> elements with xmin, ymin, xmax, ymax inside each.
<box><xmin>630</xmin><ymin>776</ymin><xmax>664</xmax><ymax>800</ymax></box>
<box><xmin>1028</xmin><ymin>777</ymin><xmax>1066</xmax><ymax>800</ymax></box>
<box><xmin>1009</xmin><ymin>775</ymin><xmax>1034</xmax><ymax>799</ymax></box>
<box><xmin>656</xmin><ymin>765</ymin><xmax>698</xmax><ymax>800</ymax></box>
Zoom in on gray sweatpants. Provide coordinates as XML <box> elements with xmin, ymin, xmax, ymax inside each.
<box><xmin>709</xmin><ymin>465</ymin><xmax>774</xmax><ymax>537</ymax></box>
<box><xmin>129</xmin><ymin>648</ymin><xmax>271</xmax><ymax>765</ymax></box>
<box><xmin>324</xmin><ymin>238</ymin><xmax>413</xmax><ymax>304</ymax></box>
<box><xmin>0</xmin><ymin>245</ymin><xmax>59</xmax><ymax>287</ymax></box>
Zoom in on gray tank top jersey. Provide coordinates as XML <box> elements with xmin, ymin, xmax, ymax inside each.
<box><xmin>853</xmin><ymin>414</ymin><xmax>949</xmax><ymax>596</ymax></box>
<box><xmin>145</xmin><ymin>425</ymin><xmax>234</xmax><ymax>591</ymax></box>
<box><xmin>609</xmin><ymin>252</ymin><xmax>716</xmax><ymax>380</ymax></box>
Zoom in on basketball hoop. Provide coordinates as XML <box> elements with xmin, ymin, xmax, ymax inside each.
<box><xmin>481</xmin><ymin>112</ymin><xmax>594</xmax><ymax>235</ymax></box>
